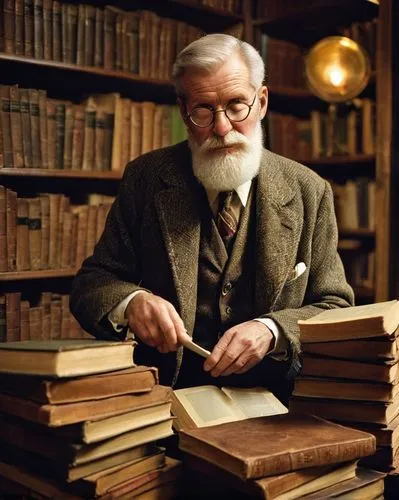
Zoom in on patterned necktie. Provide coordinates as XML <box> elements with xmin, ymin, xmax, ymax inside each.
<box><xmin>217</xmin><ymin>191</ymin><xmax>242</xmax><ymax>250</ymax></box>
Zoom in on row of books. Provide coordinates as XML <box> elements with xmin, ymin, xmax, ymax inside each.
<box><xmin>293</xmin><ymin>300</ymin><xmax>399</xmax><ymax>484</ymax></box>
<box><xmin>0</xmin><ymin>292</ymin><xmax>88</xmax><ymax>343</ymax></box>
<box><xmin>265</xmin><ymin>99</ymin><xmax>376</xmax><ymax>160</ymax></box>
<box><xmin>340</xmin><ymin>250</ymin><xmax>375</xmax><ymax>292</ymax></box>
<box><xmin>0</xmin><ymin>85</ymin><xmax>187</xmax><ymax>171</ymax></box>
<box><xmin>0</xmin><ymin>187</ymin><xmax>114</xmax><ymax>273</ymax></box>
<box><xmin>197</xmin><ymin>0</ymin><xmax>242</xmax><ymax>12</ymax></box>
<box><xmin>1</xmin><ymin>1</ymin><xmax>202</xmax><ymax>80</ymax></box>
<box><xmin>260</xmin><ymin>35</ymin><xmax>306</xmax><ymax>89</ymax></box>
<box><xmin>0</xmin><ymin>340</ymin><xmax>181</xmax><ymax>498</ymax></box>
<box><xmin>331</xmin><ymin>178</ymin><xmax>375</xmax><ymax>231</ymax></box>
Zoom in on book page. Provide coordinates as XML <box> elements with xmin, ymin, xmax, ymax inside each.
<box><xmin>221</xmin><ymin>387</ymin><xmax>288</xmax><ymax>419</ymax></box>
<box><xmin>173</xmin><ymin>386</ymin><xmax>239</xmax><ymax>427</ymax></box>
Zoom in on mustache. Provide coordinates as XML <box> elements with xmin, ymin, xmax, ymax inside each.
<box><xmin>197</xmin><ymin>131</ymin><xmax>250</xmax><ymax>153</ymax></box>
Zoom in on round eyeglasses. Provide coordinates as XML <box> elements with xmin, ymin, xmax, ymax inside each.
<box><xmin>186</xmin><ymin>93</ymin><xmax>258</xmax><ymax>128</ymax></box>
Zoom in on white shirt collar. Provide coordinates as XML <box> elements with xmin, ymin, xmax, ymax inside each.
<box><xmin>206</xmin><ymin>179</ymin><xmax>252</xmax><ymax>214</ymax></box>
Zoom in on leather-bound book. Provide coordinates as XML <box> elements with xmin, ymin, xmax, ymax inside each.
<box><xmin>33</xmin><ymin>0</ymin><xmax>44</xmax><ymax>59</ymax></box>
<box><xmin>0</xmin><ymin>186</ymin><xmax>7</xmax><ymax>272</ymax></box>
<box><xmin>178</xmin><ymin>413</ymin><xmax>376</xmax><ymax>480</ymax></box>
<box><xmin>19</xmin><ymin>300</ymin><xmax>30</xmax><ymax>341</ymax></box>
<box><xmin>19</xmin><ymin>88</ymin><xmax>32</xmax><ymax>168</ymax></box>
<box><xmin>5</xmin><ymin>188</ymin><xmax>17</xmax><ymax>271</ymax></box>
<box><xmin>27</xmin><ymin>197</ymin><xmax>41</xmax><ymax>270</ymax></box>
<box><xmin>16</xmin><ymin>197</ymin><xmax>30</xmax><ymax>271</ymax></box>
<box><xmin>24</xmin><ymin>0</ymin><xmax>34</xmax><ymax>57</ymax></box>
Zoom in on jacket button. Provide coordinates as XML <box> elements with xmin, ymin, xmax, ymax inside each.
<box><xmin>222</xmin><ymin>282</ymin><xmax>232</xmax><ymax>296</ymax></box>
<box><xmin>226</xmin><ymin>306</ymin><xmax>232</xmax><ymax>315</ymax></box>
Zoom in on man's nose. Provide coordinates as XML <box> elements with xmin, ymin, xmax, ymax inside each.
<box><xmin>212</xmin><ymin>110</ymin><xmax>233</xmax><ymax>137</ymax></box>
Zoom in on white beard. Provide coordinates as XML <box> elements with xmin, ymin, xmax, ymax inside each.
<box><xmin>188</xmin><ymin>120</ymin><xmax>263</xmax><ymax>191</ymax></box>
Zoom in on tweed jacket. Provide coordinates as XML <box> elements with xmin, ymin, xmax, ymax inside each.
<box><xmin>70</xmin><ymin>141</ymin><xmax>354</xmax><ymax>383</ymax></box>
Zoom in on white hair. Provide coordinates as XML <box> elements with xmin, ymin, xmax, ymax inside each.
<box><xmin>172</xmin><ymin>34</ymin><xmax>265</xmax><ymax>95</ymax></box>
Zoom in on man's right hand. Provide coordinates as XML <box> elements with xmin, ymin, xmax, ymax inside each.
<box><xmin>125</xmin><ymin>292</ymin><xmax>190</xmax><ymax>353</ymax></box>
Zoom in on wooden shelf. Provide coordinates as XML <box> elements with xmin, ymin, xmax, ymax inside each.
<box><xmin>254</xmin><ymin>0</ymin><xmax>378</xmax><ymax>46</ymax></box>
<box><xmin>339</xmin><ymin>228</ymin><xmax>375</xmax><ymax>239</ymax></box>
<box><xmin>0</xmin><ymin>168</ymin><xmax>123</xmax><ymax>180</ymax></box>
<box><xmin>0</xmin><ymin>269</ymin><xmax>77</xmax><ymax>282</ymax></box>
<box><xmin>303</xmin><ymin>154</ymin><xmax>375</xmax><ymax>165</ymax></box>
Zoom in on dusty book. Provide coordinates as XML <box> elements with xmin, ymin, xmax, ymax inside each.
<box><xmin>0</xmin><ymin>384</ymin><xmax>172</xmax><ymax>426</ymax></box>
<box><xmin>298</xmin><ymin>300</ymin><xmax>399</xmax><ymax>342</ymax></box>
<box><xmin>178</xmin><ymin>413</ymin><xmax>376</xmax><ymax>480</ymax></box>
<box><xmin>300</xmin><ymin>354</ymin><xmax>399</xmax><ymax>383</ymax></box>
<box><xmin>0</xmin><ymin>416</ymin><xmax>174</xmax><ymax>466</ymax></box>
<box><xmin>290</xmin><ymin>395</ymin><xmax>399</xmax><ymax>426</ymax></box>
<box><xmin>0</xmin><ymin>339</ymin><xmax>136</xmax><ymax>377</ymax></box>
<box><xmin>0</xmin><ymin>440</ymin><xmax>159</xmax><ymax>482</ymax></box>
<box><xmin>293</xmin><ymin>376</ymin><xmax>399</xmax><ymax>402</ymax></box>
<box><xmin>172</xmin><ymin>385</ymin><xmax>288</xmax><ymax>430</ymax></box>
<box><xmin>184</xmin><ymin>454</ymin><xmax>357</xmax><ymax>499</ymax></box>
<box><xmin>0</xmin><ymin>365</ymin><xmax>158</xmax><ymax>404</ymax></box>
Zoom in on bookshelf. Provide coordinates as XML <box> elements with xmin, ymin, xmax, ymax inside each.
<box><xmin>0</xmin><ymin>0</ymin><xmax>249</xmax><ymax>343</ymax></box>
<box><xmin>252</xmin><ymin>0</ymin><xmax>396</xmax><ymax>304</ymax></box>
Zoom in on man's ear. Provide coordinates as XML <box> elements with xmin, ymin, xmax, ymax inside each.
<box><xmin>177</xmin><ymin>97</ymin><xmax>189</xmax><ymax>126</ymax></box>
<box><xmin>258</xmin><ymin>86</ymin><xmax>268</xmax><ymax>120</ymax></box>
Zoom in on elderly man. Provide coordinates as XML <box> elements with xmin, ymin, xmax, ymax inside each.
<box><xmin>70</xmin><ymin>34</ymin><xmax>353</xmax><ymax>404</ymax></box>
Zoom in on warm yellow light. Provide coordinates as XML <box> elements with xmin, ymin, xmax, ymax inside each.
<box><xmin>326</xmin><ymin>65</ymin><xmax>345</xmax><ymax>87</ymax></box>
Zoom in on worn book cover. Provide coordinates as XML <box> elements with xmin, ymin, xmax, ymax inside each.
<box><xmin>178</xmin><ymin>413</ymin><xmax>376</xmax><ymax>480</ymax></box>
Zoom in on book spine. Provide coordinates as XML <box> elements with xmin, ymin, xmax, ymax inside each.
<box><xmin>0</xmin><ymin>186</ymin><xmax>7</xmax><ymax>272</ymax></box>
<box><xmin>42</xmin><ymin>0</ymin><xmax>52</xmax><ymax>60</ymax></box>
<box><xmin>33</xmin><ymin>0</ymin><xmax>44</xmax><ymax>59</ymax></box>
<box><xmin>27</xmin><ymin>197</ymin><xmax>41</xmax><ymax>270</ymax></box>
<box><xmin>14</xmin><ymin>0</ymin><xmax>24</xmax><ymax>55</ymax></box>
<box><xmin>23</xmin><ymin>0</ymin><xmax>34</xmax><ymax>57</ymax></box>
<box><xmin>9</xmin><ymin>85</ymin><xmax>24</xmax><ymax>168</ymax></box>
<box><xmin>16</xmin><ymin>197</ymin><xmax>30</xmax><ymax>271</ymax></box>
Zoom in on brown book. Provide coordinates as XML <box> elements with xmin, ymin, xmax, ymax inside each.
<box><xmin>42</xmin><ymin>0</ymin><xmax>52</xmax><ymax>60</ymax></box>
<box><xmin>99</xmin><ymin>456</ymin><xmax>182</xmax><ymax>500</ymax></box>
<box><xmin>60</xmin><ymin>211</ymin><xmax>73</xmax><ymax>268</ymax></box>
<box><xmin>9</xmin><ymin>85</ymin><xmax>24</xmax><ymax>168</ymax></box>
<box><xmin>60</xmin><ymin>294</ymin><xmax>70</xmax><ymax>339</ymax></box>
<box><xmin>0</xmin><ymin>383</ymin><xmax>170</xmax><ymax>427</ymax></box>
<box><xmin>82</xmin><ymin>104</ymin><xmax>96</xmax><ymax>170</ymax></box>
<box><xmin>94</xmin><ymin>110</ymin><xmax>105</xmax><ymax>171</ymax></box>
<box><xmin>0</xmin><ymin>339</ymin><xmax>135</xmax><ymax>378</ymax></box>
<box><xmin>28</xmin><ymin>88</ymin><xmax>41</xmax><ymax>168</ymax></box>
<box><xmin>298</xmin><ymin>467</ymin><xmax>385</xmax><ymax>499</ymax></box>
<box><xmin>301</xmin><ymin>355</ymin><xmax>398</xmax><ymax>383</ymax></box>
<box><xmin>48</xmin><ymin>192</ymin><xmax>61</xmax><ymax>268</ymax></box>
<box><xmin>50</xmin><ymin>294</ymin><xmax>62</xmax><ymax>339</ymax></box>
<box><xmin>0</xmin><ymin>416</ymin><xmax>173</xmax><ymax>465</ymax></box>
<box><xmin>19</xmin><ymin>300</ymin><xmax>30</xmax><ymax>341</ymax></box>
<box><xmin>294</xmin><ymin>376</ymin><xmax>399</xmax><ymax>402</ymax></box>
<box><xmin>120</xmin><ymin>98</ymin><xmax>131</xmax><ymax>169</ymax></box>
<box><xmin>141</xmin><ymin>101</ymin><xmax>155</xmax><ymax>154</ymax></box>
<box><xmin>54</xmin><ymin>100</ymin><xmax>65</xmax><ymax>169</ymax></box>
<box><xmin>56</xmin><ymin>195</ymin><xmax>70</xmax><ymax>267</ymax></box>
<box><xmin>290</xmin><ymin>395</ymin><xmax>399</xmax><ymax>426</ymax></box>
<box><xmin>27</xmin><ymin>197</ymin><xmax>41</xmax><ymax>270</ymax></box>
<box><xmin>23</xmin><ymin>0</ymin><xmax>34</xmax><ymax>57</ymax></box>
<box><xmin>0</xmin><ymin>186</ymin><xmax>7</xmax><ymax>271</ymax></box>
<box><xmin>103</xmin><ymin>6</ymin><xmax>116</xmax><ymax>70</ymax></box>
<box><xmin>94</xmin><ymin>7</ymin><xmax>104</xmax><ymax>67</ymax></box>
<box><xmin>3</xmin><ymin>0</ymin><xmax>15</xmax><ymax>54</ymax></box>
<box><xmin>16</xmin><ymin>197</ymin><xmax>30</xmax><ymax>271</ymax></box>
<box><xmin>0</xmin><ymin>439</ymin><xmax>159</xmax><ymax>483</ymax></box>
<box><xmin>130</xmin><ymin>101</ymin><xmax>142</xmax><ymax>160</ymax></box>
<box><xmin>73</xmin><ymin>204</ymin><xmax>89</xmax><ymax>268</ymax></box>
<box><xmin>19</xmin><ymin>88</ymin><xmax>32</xmax><ymax>168</ymax></box>
<box><xmin>84</xmin><ymin>4</ymin><xmax>95</xmax><ymax>66</ymax></box>
<box><xmin>71</xmin><ymin>104</ymin><xmax>85</xmax><ymax>170</ymax></box>
<box><xmin>45</xmin><ymin>98</ymin><xmax>56</xmax><ymax>168</ymax></box>
<box><xmin>33</xmin><ymin>0</ymin><xmax>44</xmax><ymax>59</ymax></box>
<box><xmin>178</xmin><ymin>414</ymin><xmax>376</xmax><ymax>480</ymax></box>
<box><xmin>63</xmin><ymin>102</ymin><xmax>74</xmax><ymax>170</ymax></box>
<box><xmin>152</xmin><ymin>104</ymin><xmax>163</xmax><ymax>151</ymax></box>
<box><xmin>38</xmin><ymin>291</ymin><xmax>51</xmax><ymax>339</ymax></box>
<box><xmin>184</xmin><ymin>454</ymin><xmax>357</xmax><ymax>500</ymax></box>
<box><xmin>39</xmin><ymin>194</ymin><xmax>49</xmax><ymax>269</ymax></box>
<box><xmin>298</xmin><ymin>300</ymin><xmax>399</xmax><ymax>342</ymax></box>
<box><xmin>51</xmin><ymin>0</ymin><xmax>61</xmax><ymax>61</ymax></box>
<box><xmin>0</xmin><ymin>84</ymin><xmax>13</xmax><ymax>168</ymax></box>
<box><xmin>60</xmin><ymin>2</ymin><xmax>68</xmax><ymax>63</ymax></box>
<box><xmin>85</xmin><ymin>204</ymin><xmax>98</xmax><ymax>257</ymax></box>
<box><xmin>0</xmin><ymin>366</ymin><xmax>158</xmax><ymax>404</ymax></box>
<box><xmin>5</xmin><ymin>188</ymin><xmax>17</xmax><ymax>271</ymax></box>
<box><xmin>303</xmin><ymin>336</ymin><xmax>399</xmax><ymax>361</ymax></box>
<box><xmin>75</xmin><ymin>3</ymin><xmax>85</xmax><ymax>65</ymax></box>
<box><xmin>71</xmin><ymin>449</ymin><xmax>165</xmax><ymax>497</ymax></box>
<box><xmin>5</xmin><ymin>292</ymin><xmax>20</xmax><ymax>342</ymax></box>
<box><xmin>28</xmin><ymin>305</ymin><xmax>43</xmax><ymax>340</ymax></box>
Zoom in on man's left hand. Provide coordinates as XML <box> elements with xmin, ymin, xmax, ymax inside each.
<box><xmin>203</xmin><ymin>321</ymin><xmax>274</xmax><ymax>377</ymax></box>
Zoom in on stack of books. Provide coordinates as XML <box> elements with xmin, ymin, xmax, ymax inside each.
<box><xmin>291</xmin><ymin>300</ymin><xmax>399</xmax><ymax>493</ymax></box>
<box><xmin>0</xmin><ymin>339</ymin><xmax>181</xmax><ymax>499</ymax></box>
<box><xmin>178</xmin><ymin>413</ymin><xmax>384</xmax><ymax>499</ymax></box>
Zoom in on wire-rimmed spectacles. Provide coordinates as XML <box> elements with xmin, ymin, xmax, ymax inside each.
<box><xmin>186</xmin><ymin>93</ymin><xmax>258</xmax><ymax>128</ymax></box>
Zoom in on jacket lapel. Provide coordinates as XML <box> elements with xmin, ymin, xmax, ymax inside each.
<box><xmin>255</xmin><ymin>150</ymin><xmax>301</xmax><ymax>315</ymax></box>
<box><xmin>154</xmin><ymin>156</ymin><xmax>201</xmax><ymax>338</ymax></box>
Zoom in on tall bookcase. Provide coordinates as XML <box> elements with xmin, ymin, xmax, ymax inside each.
<box><xmin>251</xmin><ymin>0</ymin><xmax>396</xmax><ymax>305</ymax></box>
<box><xmin>0</xmin><ymin>0</ymin><xmax>249</xmax><ymax>342</ymax></box>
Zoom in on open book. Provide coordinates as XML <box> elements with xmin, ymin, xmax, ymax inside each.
<box><xmin>171</xmin><ymin>385</ymin><xmax>288</xmax><ymax>430</ymax></box>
